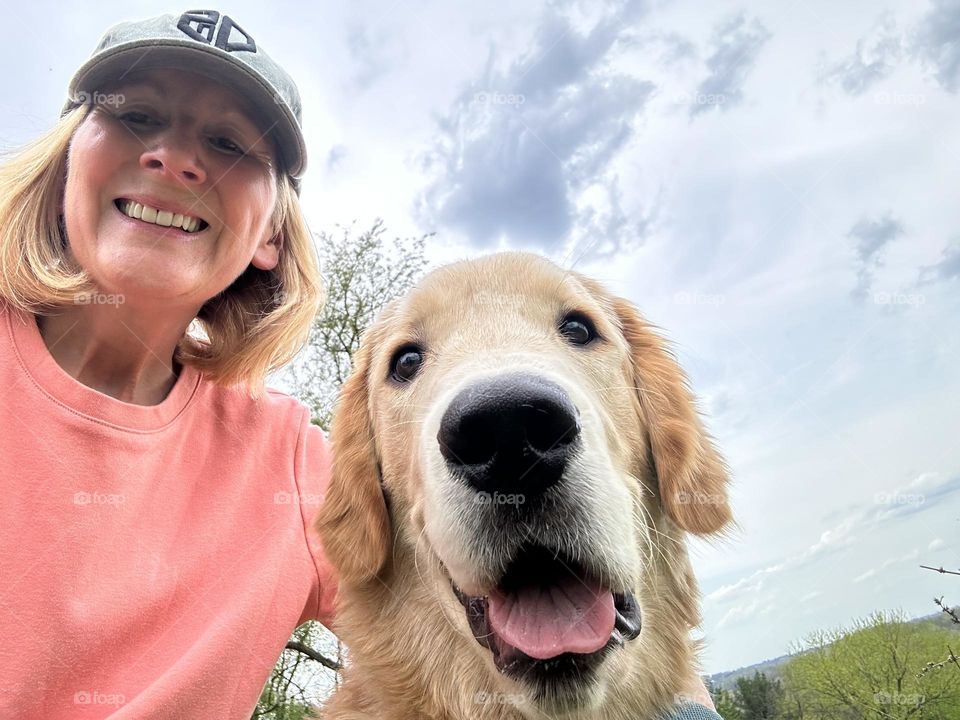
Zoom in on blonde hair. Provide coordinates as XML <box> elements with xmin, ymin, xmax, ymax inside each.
<box><xmin>0</xmin><ymin>105</ymin><xmax>324</xmax><ymax>396</ymax></box>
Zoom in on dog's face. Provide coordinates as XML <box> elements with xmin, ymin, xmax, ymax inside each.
<box><xmin>318</xmin><ymin>252</ymin><xmax>731</xmax><ymax>717</ymax></box>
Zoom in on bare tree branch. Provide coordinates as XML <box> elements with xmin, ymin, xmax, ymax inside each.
<box><xmin>285</xmin><ymin>640</ymin><xmax>342</xmax><ymax>671</ymax></box>
<box><xmin>934</xmin><ymin>596</ymin><xmax>960</xmax><ymax>625</ymax></box>
<box><xmin>921</xmin><ymin>564</ymin><xmax>960</xmax><ymax>577</ymax></box>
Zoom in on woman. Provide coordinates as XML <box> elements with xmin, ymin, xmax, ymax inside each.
<box><xmin>0</xmin><ymin>11</ymin><xmax>336</xmax><ymax>719</ymax></box>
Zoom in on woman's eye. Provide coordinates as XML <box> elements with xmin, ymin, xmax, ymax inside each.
<box><xmin>211</xmin><ymin>136</ymin><xmax>246</xmax><ymax>155</ymax></box>
<box><xmin>391</xmin><ymin>347</ymin><xmax>424</xmax><ymax>383</ymax></box>
<box><xmin>559</xmin><ymin>315</ymin><xmax>597</xmax><ymax>345</ymax></box>
<box><xmin>118</xmin><ymin>111</ymin><xmax>155</xmax><ymax>125</ymax></box>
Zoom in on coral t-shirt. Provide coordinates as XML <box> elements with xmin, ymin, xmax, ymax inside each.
<box><xmin>0</xmin><ymin>303</ymin><xmax>338</xmax><ymax>719</ymax></box>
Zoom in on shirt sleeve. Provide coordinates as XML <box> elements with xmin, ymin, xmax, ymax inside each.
<box><xmin>293</xmin><ymin>411</ymin><xmax>339</xmax><ymax>629</ymax></box>
<box><xmin>658</xmin><ymin>704</ymin><xmax>724</xmax><ymax>720</ymax></box>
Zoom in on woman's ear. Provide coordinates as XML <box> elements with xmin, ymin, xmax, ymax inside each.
<box><xmin>612</xmin><ymin>297</ymin><xmax>732</xmax><ymax>535</ymax></box>
<box><xmin>315</xmin><ymin>338</ymin><xmax>393</xmax><ymax>585</ymax></box>
<box><xmin>250</xmin><ymin>233</ymin><xmax>281</xmax><ymax>271</ymax></box>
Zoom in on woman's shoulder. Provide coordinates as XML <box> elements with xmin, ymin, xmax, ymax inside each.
<box><xmin>193</xmin><ymin>375</ymin><xmax>322</xmax><ymax>448</ymax></box>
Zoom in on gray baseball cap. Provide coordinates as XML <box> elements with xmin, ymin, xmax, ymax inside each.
<box><xmin>64</xmin><ymin>10</ymin><xmax>307</xmax><ymax>180</ymax></box>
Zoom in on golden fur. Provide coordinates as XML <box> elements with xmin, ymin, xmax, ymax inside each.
<box><xmin>316</xmin><ymin>252</ymin><xmax>731</xmax><ymax>719</ymax></box>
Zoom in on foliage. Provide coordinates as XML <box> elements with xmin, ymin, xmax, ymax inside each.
<box><xmin>781</xmin><ymin>611</ymin><xmax>960</xmax><ymax>720</ymax></box>
<box><xmin>711</xmin><ymin>684</ymin><xmax>743</xmax><ymax>720</ymax></box>
<box><xmin>734</xmin><ymin>671</ymin><xmax>786</xmax><ymax>719</ymax></box>
<box><xmin>282</xmin><ymin>219</ymin><xmax>429</xmax><ymax>429</ymax></box>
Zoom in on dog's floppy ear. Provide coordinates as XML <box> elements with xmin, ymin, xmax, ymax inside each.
<box><xmin>315</xmin><ymin>338</ymin><xmax>392</xmax><ymax>585</ymax></box>
<box><xmin>612</xmin><ymin>297</ymin><xmax>732</xmax><ymax>535</ymax></box>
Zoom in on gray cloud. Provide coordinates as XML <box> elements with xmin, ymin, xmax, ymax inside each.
<box><xmin>918</xmin><ymin>239</ymin><xmax>960</xmax><ymax>284</ymax></box>
<box><xmin>326</xmin><ymin>144</ymin><xmax>348</xmax><ymax>171</ymax></box>
<box><xmin>690</xmin><ymin>13</ymin><xmax>771</xmax><ymax>118</ymax></box>
<box><xmin>822</xmin><ymin>17</ymin><xmax>902</xmax><ymax>96</ymax></box>
<box><xmin>912</xmin><ymin>0</ymin><xmax>960</xmax><ymax>92</ymax></box>
<box><xmin>416</xmin><ymin>0</ymin><xmax>654</xmax><ymax>251</ymax></box>
<box><xmin>848</xmin><ymin>214</ymin><xmax>905</xmax><ymax>298</ymax></box>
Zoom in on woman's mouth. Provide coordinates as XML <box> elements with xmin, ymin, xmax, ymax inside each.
<box><xmin>113</xmin><ymin>198</ymin><xmax>209</xmax><ymax>233</ymax></box>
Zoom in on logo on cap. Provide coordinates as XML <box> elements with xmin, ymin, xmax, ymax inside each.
<box><xmin>176</xmin><ymin>10</ymin><xmax>256</xmax><ymax>53</ymax></box>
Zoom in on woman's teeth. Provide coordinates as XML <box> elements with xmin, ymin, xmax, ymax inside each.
<box><xmin>117</xmin><ymin>199</ymin><xmax>204</xmax><ymax>232</ymax></box>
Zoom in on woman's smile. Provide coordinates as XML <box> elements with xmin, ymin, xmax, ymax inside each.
<box><xmin>113</xmin><ymin>198</ymin><xmax>209</xmax><ymax>235</ymax></box>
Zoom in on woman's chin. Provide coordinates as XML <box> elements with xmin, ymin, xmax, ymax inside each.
<box><xmin>83</xmin><ymin>267</ymin><xmax>206</xmax><ymax>311</ymax></box>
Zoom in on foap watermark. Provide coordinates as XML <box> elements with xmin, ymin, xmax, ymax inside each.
<box><xmin>873</xmin><ymin>91</ymin><xmax>926</xmax><ymax>107</ymax></box>
<box><xmin>74</xmin><ymin>690</ymin><xmax>125</xmax><ymax>707</ymax></box>
<box><xmin>473</xmin><ymin>91</ymin><xmax>525</xmax><ymax>107</ymax></box>
<box><xmin>674</xmin><ymin>690</ymin><xmax>714</xmax><ymax>708</ymax></box>
<box><xmin>873</xmin><ymin>290</ymin><xmax>925</xmax><ymax>308</ymax></box>
<box><xmin>74</xmin><ymin>291</ymin><xmax>125</xmax><ymax>307</ymax></box>
<box><xmin>73</xmin><ymin>491</ymin><xmax>125</xmax><ymax>507</ymax></box>
<box><xmin>874</xmin><ymin>491</ymin><xmax>925</xmax><ymax>507</ymax></box>
<box><xmin>475</xmin><ymin>491</ymin><xmax>525</xmax><ymax>507</ymax></box>
<box><xmin>874</xmin><ymin>691</ymin><xmax>924</xmax><ymax>707</ymax></box>
<box><xmin>474</xmin><ymin>293</ymin><xmax>530</xmax><ymax>309</ymax></box>
<box><xmin>273</xmin><ymin>490</ymin><xmax>323</xmax><ymax>507</ymax></box>
<box><xmin>676</xmin><ymin>490</ymin><xmax>725</xmax><ymax>506</ymax></box>
<box><xmin>673</xmin><ymin>291</ymin><xmax>725</xmax><ymax>307</ymax></box>
<box><xmin>75</xmin><ymin>90</ymin><xmax>126</xmax><ymax>109</ymax></box>
<box><xmin>474</xmin><ymin>690</ymin><xmax>527</xmax><ymax>707</ymax></box>
<box><xmin>675</xmin><ymin>91</ymin><xmax>726</xmax><ymax>108</ymax></box>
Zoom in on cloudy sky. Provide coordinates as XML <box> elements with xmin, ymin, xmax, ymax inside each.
<box><xmin>3</xmin><ymin>0</ymin><xmax>958</xmax><ymax>675</ymax></box>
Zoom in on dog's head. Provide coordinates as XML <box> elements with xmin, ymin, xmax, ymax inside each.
<box><xmin>317</xmin><ymin>252</ymin><xmax>731</xmax><ymax>716</ymax></box>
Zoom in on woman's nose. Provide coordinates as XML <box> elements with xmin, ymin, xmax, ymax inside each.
<box><xmin>139</xmin><ymin>130</ymin><xmax>207</xmax><ymax>185</ymax></box>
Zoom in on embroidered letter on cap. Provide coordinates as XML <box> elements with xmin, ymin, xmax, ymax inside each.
<box><xmin>176</xmin><ymin>10</ymin><xmax>257</xmax><ymax>53</ymax></box>
<box><xmin>177</xmin><ymin>10</ymin><xmax>220</xmax><ymax>43</ymax></box>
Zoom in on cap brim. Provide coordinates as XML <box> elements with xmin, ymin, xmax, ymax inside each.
<box><xmin>66</xmin><ymin>40</ymin><xmax>305</xmax><ymax>178</ymax></box>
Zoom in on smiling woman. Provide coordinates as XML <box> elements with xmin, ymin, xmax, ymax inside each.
<box><xmin>0</xmin><ymin>10</ymin><xmax>338</xmax><ymax>720</ymax></box>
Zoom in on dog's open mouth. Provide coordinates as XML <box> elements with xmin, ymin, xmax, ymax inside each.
<box><xmin>451</xmin><ymin>546</ymin><xmax>641</xmax><ymax>682</ymax></box>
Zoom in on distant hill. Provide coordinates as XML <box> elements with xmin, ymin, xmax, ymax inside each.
<box><xmin>707</xmin><ymin>609</ymin><xmax>959</xmax><ymax>691</ymax></box>
<box><xmin>707</xmin><ymin>653</ymin><xmax>792</xmax><ymax>691</ymax></box>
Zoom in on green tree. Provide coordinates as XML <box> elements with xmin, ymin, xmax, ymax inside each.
<box><xmin>781</xmin><ymin>611</ymin><xmax>960</xmax><ymax>720</ymax></box>
<box><xmin>253</xmin><ymin>220</ymin><xmax>428</xmax><ymax>718</ymax></box>
<box><xmin>283</xmin><ymin>219</ymin><xmax>429</xmax><ymax>429</ymax></box>
<box><xmin>710</xmin><ymin>686</ymin><xmax>743</xmax><ymax>720</ymax></box>
<box><xmin>734</xmin><ymin>671</ymin><xmax>785</xmax><ymax>720</ymax></box>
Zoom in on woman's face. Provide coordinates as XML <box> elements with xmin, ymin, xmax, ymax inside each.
<box><xmin>63</xmin><ymin>67</ymin><xmax>280</xmax><ymax>309</ymax></box>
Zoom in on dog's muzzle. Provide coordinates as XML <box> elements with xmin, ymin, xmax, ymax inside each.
<box><xmin>435</xmin><ymin>373</ymin><xmax>642</xmax><ymax>687</ymax></box>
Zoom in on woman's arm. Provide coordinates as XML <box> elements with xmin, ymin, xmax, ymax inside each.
<box><xmin>660</xmin><ymin>704</ymin><xmax>724</xmax><ymax>720</ymax></box>
<box><xmin>659</xmin><ymin>676</ymin><xmax>724</xmax><ymax>719</ymax></box>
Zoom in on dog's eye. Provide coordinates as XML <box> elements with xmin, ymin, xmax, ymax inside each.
<box><xmin>391</xmin><ymin>347</ymin><xmax>424</xmax><ymax>383</ymax></box>
<box><xmin>559</xmin><ymin>315</ymin><xmax>596</xmax><ymax>345</ymax></box>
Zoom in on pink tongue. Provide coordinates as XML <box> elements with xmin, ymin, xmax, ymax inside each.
<box><xmin>487</xmin><ymin>576</ymin><xmax>615</xmax><ymax>660</ymax></box>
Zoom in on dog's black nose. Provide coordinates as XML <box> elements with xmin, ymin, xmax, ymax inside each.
<box><xmin>437</xmin><ymin>373</ymin><xmax>580</xmax><ymax>499</ymax></box>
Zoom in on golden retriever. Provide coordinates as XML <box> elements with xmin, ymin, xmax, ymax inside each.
<box><xmin>316</xmin><ymin>252</ymin><xmax>731</xmax><ymax>719</ymax></box>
